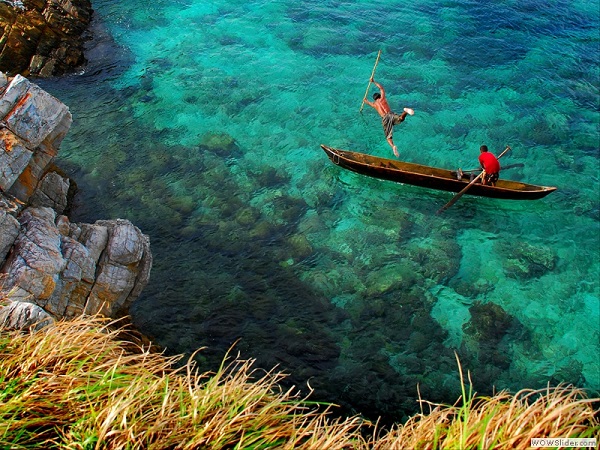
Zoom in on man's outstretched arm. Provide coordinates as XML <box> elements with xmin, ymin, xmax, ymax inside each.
<box><xmin>371</xmin><ymin>79</ymin><xmax>385</xmax><ymax>98</ymax></box>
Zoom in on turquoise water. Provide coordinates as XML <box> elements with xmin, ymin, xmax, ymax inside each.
<box><xmin>38</xmin><ymin>0</ymin><xmax>599</xmax><ymax>423</ymax></box>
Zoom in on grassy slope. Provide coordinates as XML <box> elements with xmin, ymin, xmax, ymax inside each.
<box><xmin>0</xmin><ymin>313</ymin><xmax>598</xmax><ymax>449</ymax></box>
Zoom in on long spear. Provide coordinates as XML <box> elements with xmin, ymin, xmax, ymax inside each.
<box><xmin>360</xmin><ymin>49</ymin><xmax>382</xmax><ymax>113</ymax></box>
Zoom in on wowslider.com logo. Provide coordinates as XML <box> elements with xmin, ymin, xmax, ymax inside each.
<box><xmin>531</xmin><ymin>438</ymin><xmax>597</xmax><ymax>448</ymax></box>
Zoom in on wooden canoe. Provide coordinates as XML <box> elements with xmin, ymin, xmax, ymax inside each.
<box><xmin>321</xmin><ymin>145</ymin><xmax>557</xmax><ymax>200</ymax></box>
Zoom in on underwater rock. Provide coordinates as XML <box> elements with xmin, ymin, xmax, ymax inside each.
<box><xmin>248</xmin><ymin>219</ymin><xmax>275</xmax><ymax>240</ymax></box>
<box><xmin>450</xmin><ymin>278</ymin><xmax>493</xmax><ymax>299</ymax></box>
<box><xmin>287</xmin><ymin>233</ymin><xmax>313</xmax><ymax>260</ymax></box>
<box><xmin>279</xmin><ymin>320</ymin><xmax>340</xmax><ymax>362</ymax></box>
<box><xmin>572</xmin><ymin>198</ymin><xmax>600</xmax><ymax>220</ymax></box>
<box><xmin>404</xmin><ymin>236</ymin><xmax>460</xmax><ymax>283</ymax></box>
<box><xmin>164</xmin><ymin>195</ymin><xmax>195</xmax><ymax>217</ymax></box>
<box><xmin>461</xmin><ymin>301</ymin><xmax>522</xmax><ymax>379</ymax></box>
<box><xmin>301</xmin><ymin>177</ymin><xmax>337</xmax><ymax>209</ymax></box>
<box><xmin>271</xmin><ymin>195</ymin><xmax>308</xmax><ymax>225</ymax></box>
<box><xmin>303</xmin><ymin>270</ymin><xmax>339</xmax><ymax>299</ymax></box>
<box><xmin>430</xmin><ymin>285</ymin><xmax>472</xmax><ymax>348</ymax></box>
<box><xmin>198</xmin><ymin>131</ymin><xmax>240</xmax><ymax>157</ymax></box>
<box><xmin>464</xmin><ymin>301</ymin><xmax>515</xmax><ymax>344</ymax></box>
<box><xmin>554</xmin><ymin>148</ymin><xmax>575</xmax><ymax>169</ymax></box>
<box><xmin>0</xmin><ymin>0</ymin><xmax>92</xmax><ymax>77</ymax></box>
<box><xmin>365</xmin><ymin>264</ymin><xmax>405</xmax><ymax>297</ymax></box>
<box><xmin>297</xmin><ymin>210</ymin><xmax>325</xmax><ymax>235</ymax></box>
<box><xmin>407</xmin><ymin>330</ymin><xmax>430</xmax><ymax>353</ymax></box>
<box><xmin>254</xmin><ymin>166</ymin><xmax>290</xmax><ymax>188</ymax></box>
<box><xmin>97</xmin><ymin>143</ymin><xmax>127</xmax><ymax>176</ymax></box>
<box><xmin>552</xmin><ymin>359</ymin><xmax>585</xmax><ymax>386</ymax></box>
<box><xmin>499</xmin><ymin>240</ymin><xmax>557</xmax><ymax>279</ymax></box>
<box><xmin>235</xmin><ymin>206</ymin><xmax>260</xmax><ymax>227</ymax></box>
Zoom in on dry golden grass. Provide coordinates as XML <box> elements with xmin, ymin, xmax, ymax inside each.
<box><xmin>0</xmin><ymin>313</ymin><xmax>598</xmax><ymax>449</ymax></box>
<box><xmin>372</xmin><ymin>355</ymin><xmax>600</xmax><ymax>450</ymax></box>
<box><xmin>0</xmin><ymin>316</ymin><xmax>367</xmax><ymax>449</ymax></box>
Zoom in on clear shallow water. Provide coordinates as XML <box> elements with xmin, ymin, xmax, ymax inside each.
<box><xmin>37</xmin><ymin>0</ymin><xmax>599</xmax><ymax>423</ymax></box>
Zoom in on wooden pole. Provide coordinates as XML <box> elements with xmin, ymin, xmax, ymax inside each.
<box><xmin>437</xmin><ymin>172</ymin><xmax>485</xmax><ymax>214</ymax></box>
<box><xmin>360</xmin><ymin>49</ymin><xmax>382</xmax><ymax>112</ymax></box>
<box><xmin>437</xmin><ymin>146</ymin><xmax>511</xmax><ymax>214</ymax></box>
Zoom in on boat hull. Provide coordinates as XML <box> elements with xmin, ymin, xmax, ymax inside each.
<box><xmin>321</xmin><ymin>145</ymin><xmax>557</xmax><ymax>200</ymax></box>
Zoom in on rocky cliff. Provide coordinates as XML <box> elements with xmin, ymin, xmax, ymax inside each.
<box><xmin>0</xmin><ymin>0</ymin><xmax>92</xmax><ymax>77</ymax></box>
<box><xmin>0</xmin><ymin>71</ymin><xmax>152</xmax><ymax>329</ymax></box>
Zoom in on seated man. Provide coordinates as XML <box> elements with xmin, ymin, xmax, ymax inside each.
<box><xmin>478</xmin><ymin>145</ymin><xmax>500</xmax><ymax>185</ymax></box>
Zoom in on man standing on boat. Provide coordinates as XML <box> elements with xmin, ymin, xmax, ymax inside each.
<box><xmin>478</xmin><ymin>145</ymin><xmax>500</xmax><ymax>185</ymax></box>
<box><xmin>363</xmin><ymin>77</ymin><xmax>414</xmax><ymax>157</ymax></box>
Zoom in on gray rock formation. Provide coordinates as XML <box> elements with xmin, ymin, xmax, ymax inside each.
<box><xmin>0</xmin><ymin>209</ymin><xmax>19</xmax><ymax>260</ymax></box>
<box><xmin>0</xmin><ymin>0</ymin><xmax>93</xmax><ymax>77</ymax></box>
<box><xmin>0</xmin><ymin>71</ymin><xmax>152</xmax><ymax>328</ymax></box>
<box><xmin>29</xmin><ymin>170</ymin><xmax>70</xmax><ymax>214</ymax></box>
<box><xmin>2</xmin><ymin>207</ymin><xmax>152</xmax><ymax>319</ymax></box>
<box><xmin>0</xmin><ymin>72</ymin><xmax>72</xmax><ymax>200</ymax></box>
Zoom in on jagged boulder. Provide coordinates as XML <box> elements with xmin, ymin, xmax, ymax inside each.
<box><xmin>0</xmin><ymin>72</ymin><xmax>72</xmax><ymax>200</ymax></box>
<box><xmin>3</xmin><ymin>207</ymin><xmax>65</xmax><ymax>303</ymax></box>
<box><xmin>29</xmin><ymin>170</ymin><xmax>70</xmax><ymax>214</ymax></box>
<box><xmin>0</xmin><ymin>71</ymin><xmax>153</xmax><ymax>327</ymax></box>
<box><xmin>0</xmin><ymin>0</ymin><xmax>93</xmax><ymax>77</ymax></box>
<box><xmin>1</xmin><ymin>206</ymin><xmax>152</xmax><ymax>320</ymax></box>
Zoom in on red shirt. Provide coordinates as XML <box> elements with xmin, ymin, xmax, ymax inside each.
<box><xmin>479</xmin><ymin>152</ymin><xmax>500</xmax><ymax>174</ymax></box>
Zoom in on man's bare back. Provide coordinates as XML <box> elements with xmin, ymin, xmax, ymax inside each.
<box><xmin>363</xmin><ymin>80</ymin><xmax>391</xmax><ymax>117</ymax></box>
<box><xmin>363</xmin><ymin>78</ymin><xmax>414</xmax><ymax>157</ymax></box>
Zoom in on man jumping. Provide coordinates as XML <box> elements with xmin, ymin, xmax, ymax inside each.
<box><xmin>363</xmin><ymin>77</ymin><xmax>414</xmax><ymax>157</ymax></box>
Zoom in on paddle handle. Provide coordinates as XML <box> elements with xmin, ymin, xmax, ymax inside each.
<box><xmin>497</xmin><ymin>145</ymin><xmax>511</xmax><ymax>159</ymax></box>
<box><xmin>360</xmin><ymin>49</ymin><xmax>382</xmax><ymax>112</ymax></box>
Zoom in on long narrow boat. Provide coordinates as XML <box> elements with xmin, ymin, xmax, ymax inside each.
<box><xmin>321</xmin><ymin>145</ymin><xmax>557</xmax><ymax>200</ymax></box>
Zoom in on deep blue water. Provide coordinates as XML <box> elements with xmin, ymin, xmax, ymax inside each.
<box><xmin>37</xmin><ymin>0</ymin><xmax>599</xmax><ymax>423</ymax></box>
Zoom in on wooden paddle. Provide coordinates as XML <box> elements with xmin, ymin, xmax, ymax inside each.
<box><xmin>437</xmin><ymin>146</ymin><xmax>511</xmax><ymax>214</ymax></box>
<box><xmin>359</xmin><ymin>49</ymin><xmax>382</xmax><ymax>113</ymax></box>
